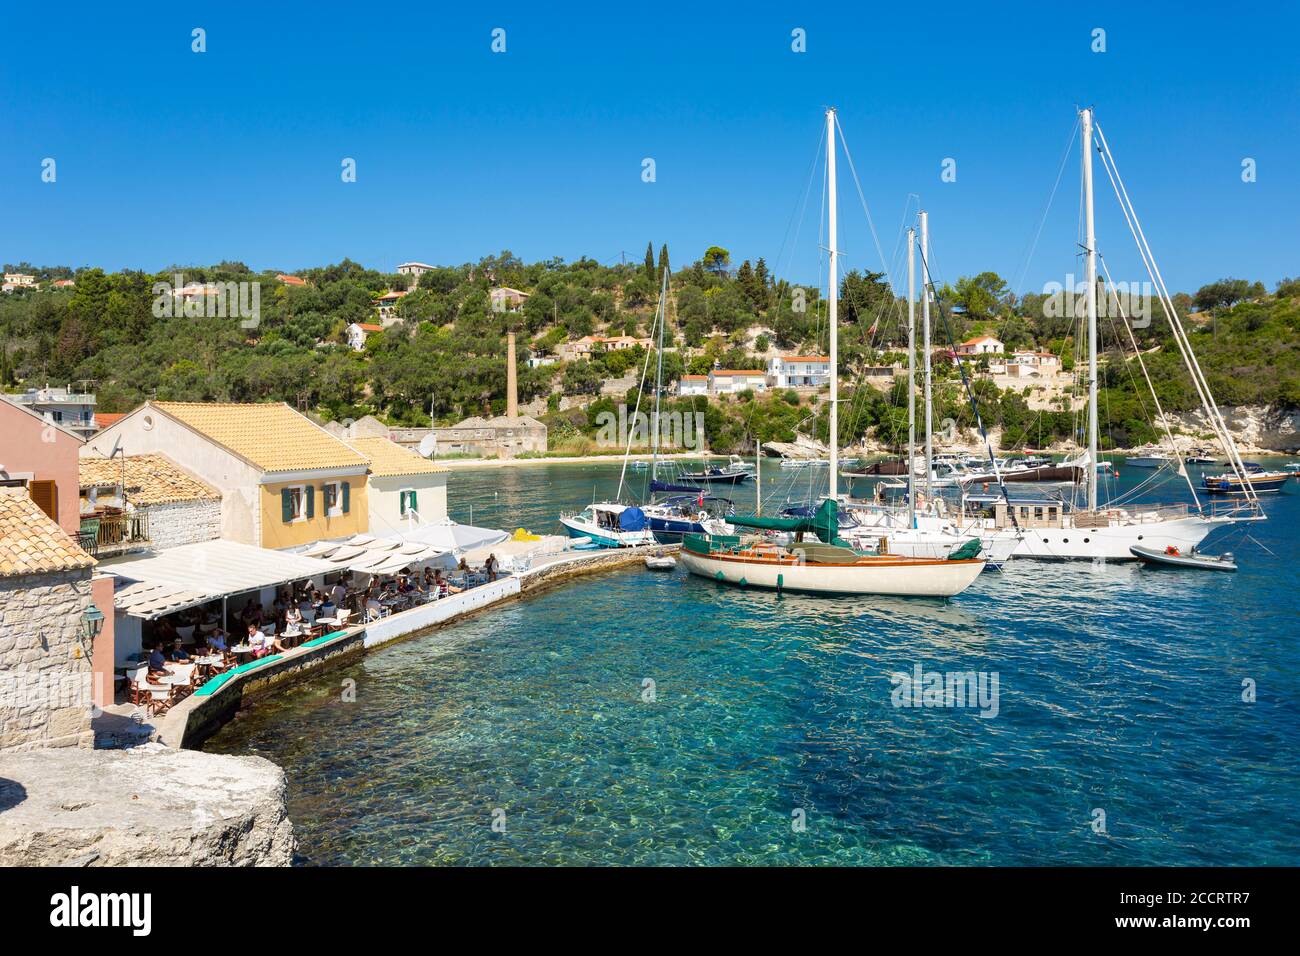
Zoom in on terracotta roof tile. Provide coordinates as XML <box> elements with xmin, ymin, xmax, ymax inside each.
<box><xmin>345</xmin><ymin>437</ymin><xmax>448</xmax><ymax>477</ymax></box>
<box><xmin>152</xmin><ymin>402</ymin><xmax>369</xmax><ymax>474</ymax></box>
<box><xmin>79</xmin><ymin>453</ymin><xmax>221</xmax><ymax>505</ymax></box>
<box><xmin>0</xmin><ymin>489</ymin><xmax>93</xmax><ymax>577</ymax></box>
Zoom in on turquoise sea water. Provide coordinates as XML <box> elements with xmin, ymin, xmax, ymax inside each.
<box><xmin>205</xmin><ymin>459</ymin><xmax>1300</xmax><ymax>865</ymax></box>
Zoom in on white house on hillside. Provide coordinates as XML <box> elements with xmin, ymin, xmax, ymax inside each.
<box><xmin>767</xmin><ymin>355</ymin><xmax>830</xmax><ymax>388</ymax></box>
<box><xmin>955</xmin><ymin>335</ymin><xmax>1004</xmax><ymax>356</ymax></box>
<box><xmin>708</xmin><ymin>370</ymin><xmax>768</xmax><ymax>395</ymax></box>
<box><xmin>678</xmin><ymin>375</ymin><xmax>708</xmax><ymax>396</ymax></box>
<box><xmin>347</xmin><ymin>322</ymin><xmax>384</xmax><ymax>351</ymax></box>
<box><xmin>397</xmin><ymin>261</ymin><xmax>436</xmax><ymax>281</ymax></box>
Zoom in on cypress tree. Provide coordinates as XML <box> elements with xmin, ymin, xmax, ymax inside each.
<box><xmin>644</xmin><ymin>242</ymin><xmax>655</xmax><ymax>282</ymax></box>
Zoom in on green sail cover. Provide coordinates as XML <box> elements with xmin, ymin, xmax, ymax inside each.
<box><xmin>729</xmin><ymin>499</ymin><xmax>848</xmax><ymax>546</ymax></box>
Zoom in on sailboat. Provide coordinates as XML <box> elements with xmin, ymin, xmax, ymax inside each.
<box><xmin>636</xmin><ymin>269</ymin><xmax>738</xmax><ymax>542</ymax></box>
<box><xmin>930</xmin><ymin>107</ymin><xmax>1261</xmax><ymax>560</ymax></box>
<box><xmin>559</xmin><ymin>270</ymin><xmax>668</xmax><ymax>549</ymax></box>
<box><xmin>680</xmin><ymin>109</ymin><xmax>987</xmax><ymax>598</ymax></box>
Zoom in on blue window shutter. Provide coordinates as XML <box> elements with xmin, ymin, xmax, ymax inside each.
<box><xmin>342</xmin><ymin>481</ymin><xmax>350</xmax><ymax>514</ymax></box>
<box><xmin>305</xmin><ymin>485</ymin><xmax>315</xmax><ymax>519</ymax></box>
<box><xmin>281</xmin><ymin>488</ymin><xmax>294</xmax><ymax>522</ymax></box>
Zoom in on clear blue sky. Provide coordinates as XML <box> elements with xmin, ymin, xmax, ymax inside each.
<box><xmin>2</xmin><ymin>1</ymin><xmax>1296</xmax><ymax>295</ymax></box>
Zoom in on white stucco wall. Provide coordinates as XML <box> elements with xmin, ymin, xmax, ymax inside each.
<box><xmin>83</xmin><ymin>408</ymin><xmax>263</xmax><ymax>545</ymax></box>
<box><xmin>367</xmin><ymin>473</ymin><xmax>448</xmax><ymax>536</ymax></box>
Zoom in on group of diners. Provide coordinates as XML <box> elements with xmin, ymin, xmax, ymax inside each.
<box><xmin>121</xmin><ymin>555</ymin><xmax>505</xmax><ymax>713</ymax></box>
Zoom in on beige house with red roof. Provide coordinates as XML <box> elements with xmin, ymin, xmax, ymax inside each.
<box><xmin>374</xmin><ymin>289</ymin><xmax>407</xmax><ymax>325</ymax></box>
<box><xmin>83</xmin><ymin>402</ymin><xmax>371</xmax><ymax>550</ymax></box>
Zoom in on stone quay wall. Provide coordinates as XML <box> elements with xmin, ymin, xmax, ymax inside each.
<box><xmin>0</xmin><ymin>568</ymin><xmax>95</xmax><ymax>753</ymax></box>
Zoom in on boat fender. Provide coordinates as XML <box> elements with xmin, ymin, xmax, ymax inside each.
<box><xmin>777</xmin><ymin>573</ymin><xmax>784</xmax><ymax>595</ymax></box>
<box><xmin>715</xmin><ymin>571</ymin><xmax>724</xmax><ymax>581</ymax></box>
<box><xmin>739</xmin><ymin>577</ymin><xmax>748</xmax><ymax>588</ymax></box>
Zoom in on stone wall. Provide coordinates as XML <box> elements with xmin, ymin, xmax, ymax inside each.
<box><xmin>147</xmin><ymin>499</ymin><xmax>222</xmax><ymax>550</ymax></box>
<box><xmin>0</xmin><ymin>568</ymin><xmax>94</xmax><ymax>753</ymax></box>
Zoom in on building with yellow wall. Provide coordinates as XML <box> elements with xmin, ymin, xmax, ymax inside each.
<box><xmin>83</xmin><ymin>402</ymin><xmax>371</xmax><ymax>549</ymax></box>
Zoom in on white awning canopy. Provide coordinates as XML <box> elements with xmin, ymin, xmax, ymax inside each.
<box><xmin>108</xmin><ymin>540</ymin><xmax>342</xmax><ymax>620</ymax></box>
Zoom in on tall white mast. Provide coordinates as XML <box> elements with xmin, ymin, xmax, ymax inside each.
<box><xmin>650</xmin><ymin>267</ymin><xmax>668</xmax><ymax>480</ymax></box>
<box><xmin>907</xmin><ymin>226</ymin><xmax>916</xmax><ymax>528</ymax></box>
<box><xmin>827</xmin><ymin>107</ymin><xmax>839</xmax><ymax>502</ymax></box>
<box><xmin>920</xmin><ymin>209</ymin><xmax>933</xmax><ymax>502</ymax></box>
<box><xmin>1082</xmin><ymin>107</ymin><xmax>1099</xmax><ymax>512</ymax></box>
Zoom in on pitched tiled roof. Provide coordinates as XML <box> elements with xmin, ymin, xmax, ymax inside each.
<box><xmin>0</xmin><ymin>489</ymin><xmax>93</xmax><ymax>577</ymax></box>
<box><xmin>345</xmin><ymin>437</ymin><xmax>447</xmax><ymax>477</ymax></box>
<box><xmin>152</xmin><ymin>402</ymin><xmax>369</xmax><ymax>474</ymax></box>
<box><xmin>79</xmin><ymin>453</ymin><xmax>221</xmax><ymax>505</ymax></box>
<box><xmin>94</xmin><ymin>412</ymin><xmax>125</xmax><ymax>428</ymax></box>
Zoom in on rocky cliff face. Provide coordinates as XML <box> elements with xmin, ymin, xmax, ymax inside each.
<box><xmin>1163</xmin><ymin>405</ymin><xmax>1300</xmax><ymax>454</ymax></box>
<box><xmin>0</xmin><ymin>744</ymin><xmax>294</xmax><ymax>866</ymax></box>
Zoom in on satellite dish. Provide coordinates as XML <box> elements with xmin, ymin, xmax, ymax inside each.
<box><xmin>109</xmin><ymin>436</ymin><xmax>123</xmax><ymax>458</ymax></box>
<box><xmin>417</xmin><ymin>433</ymin><xmax>438</xmax><ymax>459</ymax></box>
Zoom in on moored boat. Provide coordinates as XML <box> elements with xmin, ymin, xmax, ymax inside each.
<box><xmin>1202</xmin><ymin>470</ymin><xmax>1291</xmax><ymax>495</ymax></box>
<box><xmin>559</xmin><ymin>503</ymin><xmax>655</xmax><ymax>548</ymax></box>
<box><xmin>676</xmin><ymin>454</ymin><xmax>753</xmax><ymax>485</ymax></box>
<box><xmin>1129</xmin><ymin>544</ymin><xmax>1237</xmax><ymax>571</ymax></box>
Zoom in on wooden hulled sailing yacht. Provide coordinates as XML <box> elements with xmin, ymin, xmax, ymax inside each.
<box><xmin>680</xmin><ymin>109</ymin><xmax>986</xmax><ymax>597</ymax></box>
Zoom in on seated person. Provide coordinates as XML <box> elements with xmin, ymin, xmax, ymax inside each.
<box><xmin>209</xmin><ymin>628</ymin><xmax>229</xmax><ymax>653</ymax></box>
<box><xmin>146</xmin><ymin>643</ymin><xmax>171</xmax><ymax>680</ymax></box>
<box><xmin>245</xmin><ymin>624</ymin><xmax>265</xmax><ymax>651</ymax></box>
<box><xmin>457</xmin><ymin>558</ymin><xmax>471</xmax><ymax>575</ymax></box>
<box><xmin>168</xmin><ymin>639</ymin><xmax>192</xmax><ymax>663</ymax></box>
<box><xmin>285</xmin><ymin>605</ymin><xmax>304</xmax><ymax>633</ymax></box>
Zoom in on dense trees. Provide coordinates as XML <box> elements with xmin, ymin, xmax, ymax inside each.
<box><xmin>1</xmin><ymin>249</ymin><xmax>1295</xmax><ymax>452</ymax></box>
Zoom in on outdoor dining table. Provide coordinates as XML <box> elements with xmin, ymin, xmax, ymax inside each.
<box><xmin>192</xmin><ymin>654</ymin><xmax>224</xmax><ymax>676</ymax></box>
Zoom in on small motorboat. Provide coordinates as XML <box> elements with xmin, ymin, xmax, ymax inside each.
<box><xmin>1129</xmin><ymin>544</ymin><xmax>1237</xmax><ymax>572</ymax></box>
<box><xmin>644</xmin><ymin>551</ymin><xmax>677</xmax><ymax>571</ymax></box>
<box><xmin>676</xmin><ymin>454</ymin><xmax>753</xmax><ymax>485</ymax></box>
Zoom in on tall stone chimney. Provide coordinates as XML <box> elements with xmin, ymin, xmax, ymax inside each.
<box><xmin>506</xmin><ymin>330</ymin><xmax>518</xmax><ymax>418</ymax></box>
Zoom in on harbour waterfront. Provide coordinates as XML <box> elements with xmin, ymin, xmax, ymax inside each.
<box><xmin>205</xmin><ymin>460</ymin><xmax>1300</xmax><ymax>865</ymax></box>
